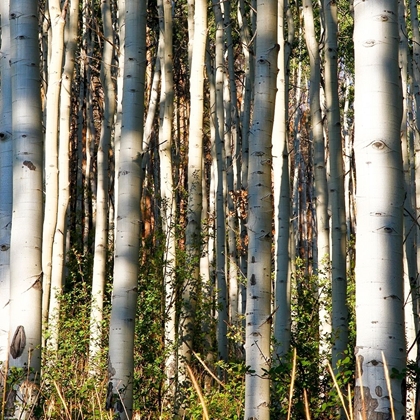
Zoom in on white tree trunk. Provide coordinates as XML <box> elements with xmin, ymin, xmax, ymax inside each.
<box><xmin>323</xmin><ymin>0</ymin><xmax>348</xmax><ymax>370</ymax></box>
<box><xmin>302</xmin><ymin>0</ymin><xmax>331</xmax><ymax>360</ymax></box>
<box><xmin>353</xmin><ymin>1</ymin><xmax>406</xmax><ymax>419</ymax></box>
<box><xmin>273</xmin><ymin>0</ymin><xmax>292</xmax><ymax>359</ymax></box>
<box><xmin>107</xmin><ymin>0</ymin><xmax>146</xmax><ymax>417</ymax></box>
<box><xmin>49</xmin><ymin>0</ymin><xmax>79</xmax><ymax>356</ymax></box>
<box><xmin>181</xmin><ymin>0</ymin><xmax>207</xmax><ymax>371</ymax></box>
<box><xmin>43</xmin><ymin>0</ymin><xmax>66</xmax><ymax>350</ymax></box>
<box><xmin>89</xmin><ymin>0</ymin><xmax>115</xmax><ymax>371</ymax></box>
<box><xmin>212</xmin><ymin>0</ymin><xmax>228</xmax><ymax>366</ymax></box>
<box><xmin>244</xmin><ymin>0</ymin><xmax>277</xmax><ymax>418</ymax></box>
<box><xmin>0</xmin><ymin>0</ymin><xmax>12</xmax><ymax>366</ymax></box>
<box><xmin>157</xmin><ymin>0</ymin><xmax>177</xmax><ymax>398</ymax></box>
<box><xmin>9</xmin><ymin>0</ymin><xmax>44</xmax><ymax>415</ymax></box>
<box><xmin>223</xmin><ymin>0</ymin><xmax>240</xmax><ymax>328</ymax></box>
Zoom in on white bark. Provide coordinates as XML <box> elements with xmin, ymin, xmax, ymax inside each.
<box><xmin>323</xmin><ymin>0</ymin><xmax>348</xmax><ymax>369</ymax></box>
<box><xmin>43</xmin><ymin>0</ymin><xmax>67</xmax><ymax>350</ymax></box>
<box><xmin>0</xmin><ymin>0</ymin><xmax>12</xmax><ymax>365</ymax></box>
<box><xmin>49</xmin><ymin>0</ymin><xmax>79</xmax><ymax>356</ymax></box>
<box><xmin>157</xmin><ymin>0</ymin><xmax>177</xmax><ymax>396</ymax></box>
<box><xmin>107</xmin><ymin>0</ymin><xmax>146</xmax><ymax>417</ymax></box>
<box><xmin>89</xmin><ymin>0</ymin><xmax>115</xmax><ymax>370</ymax></box>
<box><xmin>9</xmin><ymin>0</ymin><xmax>43</xmax><ymax>415</ymax></box>
<box><xmin>273</xmin><ymin>0</ymin><xmax>292</xmax><ymax>359</ymax></box>
<box><xmin>181</xmin><ymin>0</ymin><xmax>207</xmax><ymax>369</ymax></box>
<box><xmin>212</xmin><ymin>0</ymin><xmax>228</xmax><ymax>365</ymax></box>
<box><xmin>223</xmin><ymin>0</ymin><xmax>240</xmax><ymax>328</ymax></box>
<box><xmin>113</xmin><ymin>0</ymin><xmax>125</xmax><ymax>228</ymax></box>
<box><xmin>244</xmin><ymin>0</ymin><xmax>277</xmax><ymax>418</ymax></box>
<box><xmin>353</xmin><ymin>1</ymin><xmax>406</xmax><ymax>419</ymax></box>
<box><xmin>237</xmin><ymin>0</ymin><xmax>254</xmax><ymax>320</ymax></box>
<box><xmin>302</xmin><ymin>0</ymin><xmax>331</xmax><ymax>358</ymax></box>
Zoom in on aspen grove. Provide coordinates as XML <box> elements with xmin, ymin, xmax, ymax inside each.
<box><xmin>1</xmin><ymin>0</ymin><xmax>420</xmax><ymax>419</ymax></box>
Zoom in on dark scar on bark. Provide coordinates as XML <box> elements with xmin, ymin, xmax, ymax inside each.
<box><xmin>10</xmin><ymin>325</ymin><xmax>26</xmax><ymax>359</ymax></box>
<box><xmin>23</xmin><ymin>161</ymin><xmax>36</xmax><ymax>170</ymax></box>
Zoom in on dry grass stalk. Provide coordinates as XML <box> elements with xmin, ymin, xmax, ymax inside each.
<box><xmin>287</xmin><ymin>348</ymin><xmax>297</xmax><ymax>420</ymax></box>
<box><xmin>327</xmin><ymin>362</ymin><xmax>351</xmax><ymax>420</ymax></box>
<box><xmin>186</xmin><ymin>364</ymin><xmax>210</xmax><ymax>420</ymax></box>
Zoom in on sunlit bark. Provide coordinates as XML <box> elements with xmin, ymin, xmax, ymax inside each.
<box><xmin>353</xmin><ymin>1</ymin><xmax>406</xmax><ymax>419</ymax></box>
<box><xmin>8</xmin><ymin>0</ymin><xmax>44</xmax><ymax>415</ymax></box>
<box><xmin>89</xmin><ymin>0</ymin><xmax>115</xmax><ymax>371</ymax></box>
<box><xmin>0</xmin><ymin>0</ymin><xmax>12</xmax><ymax>366</ymax></box>
<box><xmin>244</xmin><ymin>0</ymin><xmax>277</xmax><ymax>418</ymax></box>
<box><xmin>42</xmin><ymin>0</ymin><xmax>67</xmax><ymax>349</ymax></box>
<box><xmin>107</xmin><ymin>0</ymin><xmax>146</xmax><ymax>417</ymax></box>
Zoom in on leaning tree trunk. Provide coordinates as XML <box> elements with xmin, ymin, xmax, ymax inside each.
<box><xmin>244</xmin><ymin>0</ymin><xmax>277</xmax><ymax>418</ymax></box>
<box><xmin>8</xmin><ymin>0</ymin><xmax>44</xmax><ymax>416</ymax></box>
<box><xmin>107</xmin><ymin>0</ymin><xmax>146</xmax><ymax>418</ymax></box>
<box><xmin>353</xmin><ymin>1</ymin><xmax>406</xmax><ymax>419</ymax></box>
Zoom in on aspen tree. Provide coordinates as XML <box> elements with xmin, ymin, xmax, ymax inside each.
<box><xmin>113</xmin><ymin>0</ymin><xmax>125</xmax><ymax>224</ymax></box>
<box><xmin>42</xmin><ymin>0</ymin><xmax>67</xmax><ymax>349</ymax></box>
<box><xmin>223</xmin><ymin>0</ymin><xmax>240</xmax><ymax>327</ymax></box>
<box><xmin>273</xmin><ymin>0</ymin><xmax>292</xmax><ymax>359</ymax></box>
<box><xmin>322</xmin><ymin>0</ymin><xmax>348</xmax><ymax>370</ymax></box>
<box><xmin>181</xmin><ymin>0</ymin><xmax>207</xmax><ymax>369</ymax></box>
<box><xmin>244</xmin><ymin>0</ymin><xmax>277</xmax><ymax>418</ymax></box>
<box><xmin>89</xmin><ymin>0</ymin><xmax>115</xmax><ymax>370</ymax></box>
<box><xmin>8</xmin><ymin>0</ymin><xmax>44</xmax><ymax>414</ymax></box>
<box><xmin>0</xmin><ymin>0</ymin><xmax>12</xmax><ymax>365</ymax></box>
<box><xmin>302</xmin><ymin>0</ymin><xmax>331</xmax><ymax>358</ymax></box>
<box><xmin>399</xmin><ymin>3</ymin><xmax>416</xmax><ymax>417</ymax></box>
<box><xmin>49</xmin><ymin>0</ymin><xmax>79</xmax><ymax>354</ymax></box>
<box><xmin>157</xmin><ymin>0</ymin><xmax>177</xmax><ymax>397</ymax></box>
<box><xmin>353</xmin><ymin>1</ymin><xmax>406</xmax><ymax>419</ymax></box>
<box><xmin>107</xmin><ymin>0</ymin><xmax>146</xmax><ymax>417</ymax></box>
<box><xmin>237</xmin><ymin>0</ymin><xmax>254</xmax><ymax>319</ymax></box>
<box><xmin>212</xmin><ymin>0</ymin><xmax>228</xmax><ymax>365</ymax></box>
<box><xmin>409</xmin><ymin>2</ymin><xmax>420</xmax><ymax>414</ymax></box>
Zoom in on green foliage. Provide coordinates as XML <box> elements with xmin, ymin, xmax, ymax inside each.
<box><xmin>133</xmin><ymin>240</ymin><xmax>167</xmax><ymax>417</ymax></box>
<box><xmin>270</xmin><ymin>257</ymin><xmax>356</xmax><ymax>420</ymax></box>
<box><xmin>182</xmin><ymin>360</ymin><xmax>245</xmax><ymax>420</ymax></box>
<box><xmin>41</xmin><ymin>282</ymin><xmax>111</xmax><ymax>419</ymax></box>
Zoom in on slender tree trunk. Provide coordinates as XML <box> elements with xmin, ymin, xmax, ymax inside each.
<box><xmin>302</xmin><ymin>0</ymin><xmax>331</xmax><ymax>360</ymax></box>
<box><xmin>244</xmin><ymin>0</ymin><xmax>277</xmax><ymax>418</ymax></box>
<box><xmin>323</xmin><ymin>0</ymin><xmax>348</xmax><ymax>370</ymax></box>
<box><xmin>0</xmin><ymin>0</ymin><xmax>12</xmax><ymax>367</ymax></box>
<box><xmin>223</xmin><ymin>0</ymin><xmax>240</xmax><ymax>328</ymax></box>
<box><xmin>43</xmin><ymin>0</ymin><xmax>67</xmax><ymax>350</ymax></box>
<box><xmin>8</xmin><ymin>0</ymin><xmax>44</xmax><ymax>415</ymax></box>
<box><xmin>157</xmin><ymin>0</ymin><xmax>177</xmax><ymax>400</ymax></box>
<box><xmin>353</xmin><ymin>2</ymin><xmax>406</xmax><ymax>419</ymax></box>
<box><xmin>237</xmin><ymin>0</ymin><xmax>254</xmax><ymax>322</ymax></box>
<box><xmin>212</xmin><ymin>0</ymin><xmax>228</xmax><ymax>366</ymax></box>
<box><xmin>181</xmin><ymin>0</ymin><xmax>208</xmax><ymax>371</ymax></box>
<box><xmin>107</xmin><ymin>0</ymin><xmax>146</xmax><ymax>417</ymax></box>
<box><xmin>89</xmin><ymin>0</ymin><xmax>115</xmax><ymax>371</ymax></box>
<box><xmin>409</xmin><ymin>0</ymin><xmax>420</xmax><ymax>415</ymax></box>
<box><xmin>113</xmin><ymin>0</ymin><xmax>125</xmax><ymax>229</ymax></box>
<box><xmin>49</xmin><ymin>0</ymin><xmax>79</xmax><ymax>356</ymax></box>
<box><xmin>273</xmin><ymin>0</ymin><xmax>292</xmax><ymax>359</ymax></box>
